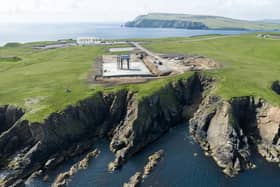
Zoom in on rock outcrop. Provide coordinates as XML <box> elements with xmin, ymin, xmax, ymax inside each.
<box><xmin>108</xmin><ymin>73</ymin><xmax>212</xmax><ymax>171</ymax></box>
<box><xmin>143</xmin><ymin>150</ymin><xmax>164</xmax><ymax>178</ymax></box>
<box><xmin>0</xmin><ymin>73</ymin><xmax>213</xmax><ymax>186</ymax></box>
<box><xmin>272</xmin><ymin>81</ymin><xmax>280</xmax><ymax>95</ymax></box>
<box><xmin>189</xmin><ymin>96</ymin><xmax>257</xmax><ymax>176</ymax></box>
<box><xmin>0</xmin><ymin>105</ymin><xmax>24</xmax><ymax>135</ymax></box>
<box><xmin>189</xmin><ymin>95</ymin><xmax>280</xmax><ymax>176</ymax></box>
<box><xmin>52</xmin><ymin>149</ymin><xmax>100</xmax><ymax>187</ymax></box>
<box><xmin>256</xmin><ymin>102</ymin><xmax>280</xmax><ymax>163</ymax></box>
<box><xmin>123</xmin><ymin>150</ymin><xmax>164</xmax><ymax>187</ymax></box>
<box><xmin>123</xmin><ymin>172</ymin><xmax>142</xmax><ymax>187</ymax></box>
<box><xmin>0</xmin><ymin>90</ymin><xmax>131</xmax><ymax>186</ymax></box>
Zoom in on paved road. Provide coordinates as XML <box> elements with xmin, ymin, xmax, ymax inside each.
<box><xmin>131</xmin><ymin>36</ymin><xmax>226</xmax><ymax>74</ymax></box>
<box><xmin>180</xmin><ymin>35</ymin><xmax>237</xmax><ymax>43</ymax></box>
<box><xmin>132</xmin><ymin>42</ymin><xmax>172</xmax><ymax>74</ymax></box>
<box><xmin>132</xmin><ymin>42</ymin><xmax>165</xmax><ymax>62</ymax></box>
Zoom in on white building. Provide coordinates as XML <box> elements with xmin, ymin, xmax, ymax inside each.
<box><xmin>77</xmin><ymin>37</ymin><xmax>103</xmax><ymax>46</ymax></box>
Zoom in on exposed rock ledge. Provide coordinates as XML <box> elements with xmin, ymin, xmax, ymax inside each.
<box><xmin>123</xmin><ymin>150</ymin><xmax>164</xmax><ymax>187</ymax></box>
<box><xmin>123</xmin><ymin>172</ymin><xmax>142</xmax><ymax>187</ymax></box>
<box><xmin>190</xmin><ymin>96</ymin><xmax>280</xmax><ymax>176</ymax></box>
<box><xmin>1</xmin><ymin>73</ymin><xmax>280</xmax><ymax>186</ymax></box>
<box><xmin>108</xmin><ymin>73</ymin><xmax>209</xmax><ymax>171</ymax></box>
<box><xmin>52</xmin><ymin>149</ymin><xmax>100</xmax><ymax>187</ymax></box>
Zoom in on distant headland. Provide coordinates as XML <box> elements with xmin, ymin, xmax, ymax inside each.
<box><xmin>125</xmin><ymin>13</ymin><xmax>280</xmax><ymax>30</ymax></box>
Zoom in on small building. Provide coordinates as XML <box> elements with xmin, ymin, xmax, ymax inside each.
<box><xmin>77</xmin><ymin>37</ymin><xmax>103</xmax><ymax>46</ymax></box>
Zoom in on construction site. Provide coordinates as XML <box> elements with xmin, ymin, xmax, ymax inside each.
<box><xmin>91</xmin><ymin>42</ymin><xmax>219</xmax><ymax>85</ymax></box>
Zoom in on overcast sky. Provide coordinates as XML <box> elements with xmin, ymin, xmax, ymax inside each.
<box><xmin>0</xmin><ymin>0</ymin><xmax>279</xmax><ymax>23</ymax></box>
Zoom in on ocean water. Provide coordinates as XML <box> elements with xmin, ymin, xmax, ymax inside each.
<box><xmin>28</xmin><ymin>124</ymin><xmax>280</xmax><ymax>187</ymax></box>
<box><xmin>0</xmin><ymin>23</ymin><xmax>251</xmax><ymax>46</ymax></box>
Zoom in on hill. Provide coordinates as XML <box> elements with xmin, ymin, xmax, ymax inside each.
<box><xmin>262</xmin><ymin>19</ymin><xmax>280</xmax><ymax>24</ymax></box>
<box><xmin>125</xmin><ymin>13</ymin><xmax>280</xmax><ymax>30</ymax></box>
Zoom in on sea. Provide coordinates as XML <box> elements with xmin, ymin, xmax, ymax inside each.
<box><xmin>0</xmin><ymin>22</ymin><xmax>251</xmax><ymax>46</ymax></box>
<box><xmin>2</xmin><ymin>23</ymin><xmax>279</xmax><ymax>187</ymax></box>
<box><xmin>27</xmin><ymin>124</ymin><xmax>280</xmax><ymax>187</ymax></box>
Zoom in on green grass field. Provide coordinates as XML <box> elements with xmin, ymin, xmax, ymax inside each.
<box><xmin>144</xmin><ymin>34</ymin><xmax>280</xmax><ymax>104</ymax></box>
<box><xmin>1</xmin><ymin>34</ymin><xmax>280</xmax><ymax>122</ymax></box>
<box><xmin>0</xmin><ymin>42</ymin><xmax>189</xmax><ymax>122</ymax></box>
<box><xmin>0</xmin><ymin>43</ymin><xmax>105</xmax><ymax>121</ymax></box>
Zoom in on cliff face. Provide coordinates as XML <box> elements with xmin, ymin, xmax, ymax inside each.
<box><xmin>0</xmin><ymin>105</ymin><xmax>24</xmax><ymax>135</ymax></box>
<box><xmin>125</xmin><ymin>19</ymin><xmax>208</xmax><ymax>30</ymax></box>
<box><xmin>125</xmin><ymin>13</ymin><xmax>280</xmax><ymax>30</ymax></box>
<box><xmin>190</xmin><ymin>96</ymin><xmax>255</xmax><ymax>176</ymax></box>
<box><xmin>0</xmin><ymin>91</ymin><xmax>132</xmax><ymax>186</ymax></box>
<box><xmin>190</xmin><ymin>95</ymin><xmax>280</xmax><ymax>176</ymax></box>
<box><xmin>0</xmin><ymin>73</ymin><xmax>213</xmax><ymax>186</ymax></box>
<box><xmin>108</xmin><ymin>74</ymin><xmax>212</xmax><ymax>170</ymax></box>
<box><xmin>1</xmin><ymin>73</ymin><xmax>280</xmax><ymax>186</ymax></box>
<box><xmin>256</xmin><ymin>102</ymin><xmax>280</xmax><ymax>163</ymax></box>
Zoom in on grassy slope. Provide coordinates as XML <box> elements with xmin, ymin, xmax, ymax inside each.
<box><xmin>132</xmin><ymin>13</ymin><xmax>280</xmax><ymax>30</ymax></box>
<box><xmin>0</xmin><ymin>44</ymin><xmax>105</xmax><ymax>121</ymax></box>
<box><xmin>144</xmin><ymin>34</ymin><xmax>280</xmax><ymax>105</ymax></box>
<box><xmin>1</xmin><ymin>34</ymin><xmax>280</xmax><ymax>122</ymax></box>
<box><xmin>0</xmin><ymin>42</ymin><xmax>190</xmax><ymax>122</ymax></box>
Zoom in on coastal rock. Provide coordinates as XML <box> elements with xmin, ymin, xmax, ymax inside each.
<box><xmin>0</xmin><ymin>91</ymin><xmax>130</xmax><ymax>187</ymax></box>
<box><xmin>123</xmin><ymin>150</ymin><xmax>164</xmax><ymax>187</ymax></box>
<box><xmin>123</xmin><ymin>172</ymin><xmax>142</xmax><ymax>187</ymax></box>
<box><xmin>0</xmin><ymin>105</ymin><xmax>24</xmax><ymax>135</ymax></box>
<box><xmin>52</xmin><ymin>149</ymin><xmax>100</xmax><ymax>187</ymax></box>
<box><xmin>44</xmin><ymin>156</ymin><xmax>65</xmax><ymax>171</ymax></box>
<box><xmin>0</xmin><ymin>73</ymin><xmax>216</xmax><ymax>186</ymax></box>
<box><xmin>109</xmin><ymin>73</ymin><xmax>211</xmax><ymax>171</ymax></box>
<box><xmin>10</xmin><ymin>179</ymin><xmax>25</xmax><ymax>187</ymax></box>
<box><xmin>143</xmin><ymin>150</ymin><xmax>164</xmax><ymax>178</ymax></box>
<box><xmin>256</xmin><ymin>102</ymin><xmax>280</xmax><ymax>163</ymax></box>
<box><xmin>190</xmin><ymin>95</ymin><xmax>280</xmax><ymax>176</ymax></box>
<box><xmin>4</xmin><ymin>71</ymin><xmax>280</xmax><ymax>186</ymax></box>
<box><xmin>190</xmin><ymin>96</ymin><xmax>253</xmax><ymax>177</ymax></box>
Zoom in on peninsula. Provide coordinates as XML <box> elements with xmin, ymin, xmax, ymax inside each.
<box><xmin>125</xmin><ymin>13</ymin><xmax>280</xmax><ymax>30</ymax></box>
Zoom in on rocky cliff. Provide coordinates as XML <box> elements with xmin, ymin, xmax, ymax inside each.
<box><xmin>0</xmin><ymin>105</ymin><xmax>24</xmax><ymax>135</ymax></box>
<box><xmin>125</xmin><ymin>19</ymin><xmax>208</xmax><ymax>30</ymax></box>
<box><xmin>1</xmin><ymin>73</ymin><xmax>280</xmax><ymax>186</ymax></box>
<box><xmin>189</xmin><ymin>96</ymin><xmax>254</xmax><ymax>176</ymax></box>
<box><xmin>108</xmin><ymin>73</ymin><xmax>212</xmax><ymax>170</ymax></box>
<box><xmin>0</xmin><ymin>90</ymin><xmax>132</xmax><ymax>186</ymax></box>
<box><xmin>0</xmin><ymin>73</ymin><xmax>211</xmax><ymax>186</ymax></box>
<box><xmin>125</xmin><ymin>13</ymin><xmax>280</xmax><ymax>30</ymax></box>
<box><xmin>190</xmin><ymin>95</ymin><xmax>280</xmax><ymax>176</ymax></box>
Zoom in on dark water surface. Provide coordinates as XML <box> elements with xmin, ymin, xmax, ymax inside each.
<box><xmin>27</xmin><ymin>124</ymin><xmax>280</xmax><ymax>187</ymax></box>
<box><xmin>0</xmin><ymin>23</ymin><xmax>252</xmax><ymax>46</ymax></box>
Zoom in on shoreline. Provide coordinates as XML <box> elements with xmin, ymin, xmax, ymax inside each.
<box><xmin>0</xmin><ymin>23</ymin><xmax>253</xmax><ymax>47</ymax></box>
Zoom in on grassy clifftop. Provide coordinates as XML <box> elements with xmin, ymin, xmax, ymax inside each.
<box><xmin>1</xmin><ymin>33</ymin><xmax>280</xmax><ymax>122</ymax></box>
<box><xmin>0</xmin><ymin>43</ymin><xmax>105</xmax><ymax>121</ymax></box>
<box><xmin>126</xmin><ymin>13</ymin><xmax>280</xmax><ymax>30</ymax></box>
<box><xmin>0</xmin><ymin>42</ymin><xmax>192</xmax><ymax>122</ymax></box>
<box><xmin>143</xmin><ymin>34</ymin><xmax>280</xmax><ymax>104</ymax></box>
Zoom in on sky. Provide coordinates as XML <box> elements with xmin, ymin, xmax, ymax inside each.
<box><xmin>0</xmin><ymin>0</ymin><xmax>279</xmax><ymax>23</ymax></box>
